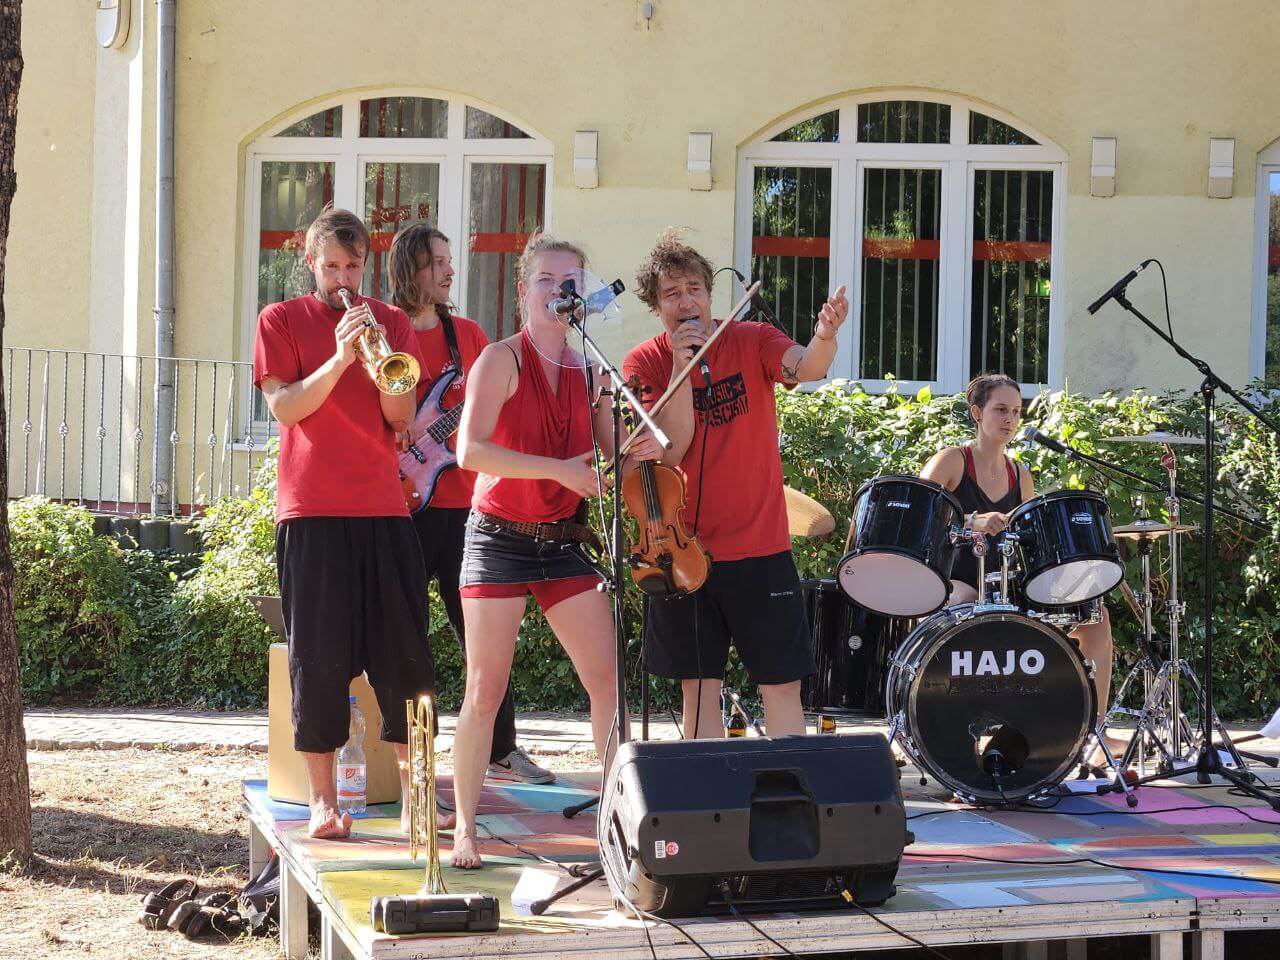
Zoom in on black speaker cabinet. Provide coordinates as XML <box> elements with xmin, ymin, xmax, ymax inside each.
<box><xmin>598</xmin><ymin>734</ymin><xmax>910</xmax><ymax>918</ymax></box>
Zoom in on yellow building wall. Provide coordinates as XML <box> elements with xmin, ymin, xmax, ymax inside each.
<box><xmin>13</xmin><ymin>0</ymin><xmax>1280</xmax><ymax>399</ymax></box>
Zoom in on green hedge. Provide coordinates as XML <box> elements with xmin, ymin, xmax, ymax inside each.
<box><xmin>13</xmin><ymin>384</ymin><xmax>1280</xmax><ymax>719</ymax></box>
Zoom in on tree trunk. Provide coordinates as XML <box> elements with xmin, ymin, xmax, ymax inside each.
<box><xmin>0</xmin><ymin>0</ymin><xmax>27</xmax><ymax>865</ymax></box>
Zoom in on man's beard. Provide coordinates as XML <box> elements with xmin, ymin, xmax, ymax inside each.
<box><xmin>315</xmin><ymin>283</ymin><xmax>351</xmax><ymax>310</ymax></box>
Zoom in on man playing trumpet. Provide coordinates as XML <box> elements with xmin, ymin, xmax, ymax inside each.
<box><xmin>254</xmin><ymin>207</ymin><xmax>437</xmax><ymax>839</ymax></box>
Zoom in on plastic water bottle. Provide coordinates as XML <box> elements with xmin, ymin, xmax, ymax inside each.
<box><xmin>336</xmin><ymin>696</ymin><xmax>367</xmax><ymax>815</ymax></box>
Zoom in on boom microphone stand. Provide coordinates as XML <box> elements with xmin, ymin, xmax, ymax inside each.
<box><xmin>1092</xmin><ymin>275</ymin><xmax>1280</xmax><ymax>810</ymax></box>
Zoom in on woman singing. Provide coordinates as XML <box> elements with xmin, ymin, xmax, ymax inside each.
<box><xmin>448</xmin><ymin>233</ymin><xmax>659</xmax><ymax>868</ymax></box>
<box><xmin>921</xmin><ymin>373</ymin><xmax>1117</xmax><ymax>760</ymax></box>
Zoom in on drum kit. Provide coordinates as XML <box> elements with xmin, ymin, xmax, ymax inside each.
<box><xmin>792</xmin><ymin>430</ymin><xmax>1266</xmax><ymax>809</ymax></box>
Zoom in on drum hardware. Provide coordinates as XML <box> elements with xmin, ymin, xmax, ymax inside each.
<box><xmin>1092</xmin><ymin>274</ymin><xmax>1280</xmax><ymax>810</ymax></box>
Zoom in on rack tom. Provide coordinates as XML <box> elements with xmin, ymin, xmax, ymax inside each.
<box><xmin>839</xmin><ymin>476</ymin><xmax>962</xmax><ymax>617</ymax></box>
<box><xmin>1005</xmin><ymin>490</ymin><xmax>1123</xmax><ymax>606</ymax></box>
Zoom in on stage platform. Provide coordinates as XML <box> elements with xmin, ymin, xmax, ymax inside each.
<box><xmin>244</xmin><ymin>755</ymin><xmax>1280</xmax><ymax>960</ymax></box>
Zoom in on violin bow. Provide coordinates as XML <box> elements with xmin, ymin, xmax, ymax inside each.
<box><xmin>613</xmin><ymin>280</ymin><xmax>761</xmax><ymax>464</ymax></box>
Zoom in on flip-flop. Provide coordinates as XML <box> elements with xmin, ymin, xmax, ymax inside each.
<box><xmin>137</xmin><ymin>878</ymin><xmax>199</xmax><ymax>930</ymax></box>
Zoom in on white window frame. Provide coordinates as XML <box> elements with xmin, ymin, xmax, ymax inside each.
<box><xmin>735</xmin><ymin>93</ymin><xmax>1066</xmax><ymax>395</ymax></box>
<box><xmin>239</xmin><ymin>90</ymin><xmax>553</xmax><ymax>434</ymax></box>
<box><xmin>1251</xmin><ymin>139</ymin><xmax>1280</xmax><ymax>382</ymax></box>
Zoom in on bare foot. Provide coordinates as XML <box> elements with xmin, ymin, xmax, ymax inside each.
<box><xmin>399</xmin><ymin>805</ymin><xmax>456</xmax><ymax>834</ymax></box>
<box><xmin>309</xmin><ymin>804</ymin><xmax>352</xmax><ymax>839</ymax></box>
<box><xmin>449</xmin><ymin>831</ymin><xmax>483</xmax><ymax>869</ymax></box>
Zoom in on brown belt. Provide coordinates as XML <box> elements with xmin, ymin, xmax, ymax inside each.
<box><xmin>476</xmin><ymin>512</ymin><xmax>601</xmax><ymax>553</ymax></box>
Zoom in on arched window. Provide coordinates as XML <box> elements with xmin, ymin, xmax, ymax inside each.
<box><xmin>1253</xmin><ymin>139</ymin><xmax>1280</xmax><ymax>386</ymax></box>
<box><xmin>735</xmin><ymin>93</ymin><xmax>1065</xmax><ymax>392</ymax></box>
<box><xmin>242</xmin><ymin>92</ymin><xmax>552</xmax><ymax>422</ymax></box>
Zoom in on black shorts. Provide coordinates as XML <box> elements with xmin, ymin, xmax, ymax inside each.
<box><xmin>276</xmin><ymin>516</ymin><xmax>435</xmax><ymax>753</ymax></box>
<box><xmin>459</xmin><ymin>512</ymin><xmax>599</xmax><ymax>588</ymax></box>
<box><xmin>644</xmin><ymin>551</ymin><xmax>815</xmax><ymax>685</ymax></box>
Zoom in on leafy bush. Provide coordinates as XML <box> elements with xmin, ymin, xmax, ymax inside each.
<box><xmin>11</xmin><ymin>497</ymin><xmax>141</xmax><ymax>702</ymax></box>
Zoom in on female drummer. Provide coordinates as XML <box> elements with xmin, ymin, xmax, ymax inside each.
<box><xmin>920</xmin><ymin>373</ymin><xmax>1117</xmax><ymax>756</ymax></box>
<box><xmin>449</xmin><ymin>233</ymin><xmax>658</xmax><ymax>869</ymax></box>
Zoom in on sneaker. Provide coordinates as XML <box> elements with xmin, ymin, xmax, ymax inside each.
<box><xmin>488</xmin><ymin>747</ymin><xmax>556</xmax><ymax>784</ymax></box>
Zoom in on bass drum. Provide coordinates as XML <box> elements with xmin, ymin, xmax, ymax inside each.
<box><xmin>885</xmin><ymin>605</ymin><xmax>1095</xmax><ymax>805</ymax></box>
<box><xmin>800</xmin><ymin>579</ymin><xmax>908</xmax><ymax>717</ymax></box>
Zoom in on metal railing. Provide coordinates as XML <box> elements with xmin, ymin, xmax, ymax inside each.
<box><xmin>3</xmin><ymin>348</ymin><xmax>278</xmax><ymax>516</ymax></box>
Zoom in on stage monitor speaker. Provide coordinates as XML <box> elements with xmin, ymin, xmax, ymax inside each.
<box><xmin>599</xmin><ymin>734</ymin><xmax>910</xmax><ymax>918</ymax></box>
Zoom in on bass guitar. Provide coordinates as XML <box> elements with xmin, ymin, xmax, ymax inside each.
<box><xmin>399</xmin><ymin>368</ymin><xmax>465</xmax><ymax>514</ymax></box>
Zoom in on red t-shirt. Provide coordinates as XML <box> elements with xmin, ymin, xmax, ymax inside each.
<box><xmin>253</xmin><ymin>294</ymin><xmax>426</xmax><ymax>523</ymax></box>
<box><xmin>623</xmin><ymin>321</ymin><xmax>797</xmax><ymax>562</ymax></box>
<box><xmin>412</xmin><ymin>314</ymin><xmax>490</xmax><ymax>509</ymax></box>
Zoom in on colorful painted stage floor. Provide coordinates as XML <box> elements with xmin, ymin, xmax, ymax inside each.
<box><xmin>244</xmin><ymin>762</ymin><xmax>1280</xmax><ymax>959</ymax></box>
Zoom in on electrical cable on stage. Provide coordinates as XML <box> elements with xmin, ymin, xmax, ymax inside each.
<box><xmin>475</xmin><ymin>822</ymin><xmax>577</xmax><ymax>877</ymax></box>
<box><xmin>725</xmin><ymin>901</ymin><xmax>804</xmax><ymax>960</ymax></box>
<box><xmin>840</xmin><ymin>889</ymin><xmax>954</xmax><ymax>960</ymax></box>
<box><xmin>904</xmin><ymin>850</ymin><xmax>1280</xmax><ymax>887</ymax></box>
<box><xmin>905</xmin><ymin>795</ymin><xmax>1280</xmax><ymax>825</ymax></box>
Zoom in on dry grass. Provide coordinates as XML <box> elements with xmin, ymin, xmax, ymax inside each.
<box><xmin>0</xmin><ymin>748</ymin><xmax>279</xmax><ymax>959</ymax></box>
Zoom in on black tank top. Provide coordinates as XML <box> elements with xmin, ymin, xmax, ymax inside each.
<box><xmin>951</xmin><ymin>446</ymin><xmax>1023</xmax><ymax>589</ymax></box>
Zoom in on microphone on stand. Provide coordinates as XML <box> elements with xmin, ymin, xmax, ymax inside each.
<box><xmin>728</xmin><ymin>267</ymin><xmax>781</xmax><ymax>327</ymax></box>
<box><xmin>1021</xmin><ymin>426</ymin><xmax>1074</xmax><ymax>457</ymax></box>
<box><xmin>1086</xmin><ymin>260</ymin><xmax>1154</xmax><ymax>315</ymax></box>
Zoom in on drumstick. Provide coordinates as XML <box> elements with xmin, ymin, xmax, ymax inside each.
<box><xmin>612</xmin><ymin>281</ymin><xmax>761</xmax><ymax>465</ymax></box>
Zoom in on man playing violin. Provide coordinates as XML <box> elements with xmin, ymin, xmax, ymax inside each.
<box><xmin>623</xmin><ymin>230</ymin><xmax>849</xmax><ymax>738</ymax></box>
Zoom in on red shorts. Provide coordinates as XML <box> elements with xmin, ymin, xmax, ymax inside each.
<box><xmin>460</xmin><ymin>574</ymin><xmax>600</xmax><ymax>611</ymax></box>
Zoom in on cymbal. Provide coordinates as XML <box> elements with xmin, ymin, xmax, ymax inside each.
<box><xmin>784</xmin><ymin>485</ymin><xmax>835</xmax><ymax>539</ymax></box>
<box><xmin>1104</xmin><ymin>431</ymin><xmax>1205</xmax><ymax>446</ymax></box>
<box><xmin>1113</xmin><ymin>519</ymin><xmax>1199</xmax><ymax>539</ymax></box>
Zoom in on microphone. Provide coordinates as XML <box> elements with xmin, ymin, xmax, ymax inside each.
<box><xmin>549</xmin><ymin>278</ymin><xmax>626</xmax><ymax>319</ymax></box>
<box><xmin>548</xmin><ymin>295</ymin><xmax>581</xmax><ymax>316</ymax></box>
<box><xmin>1021</xmin><ymin>426</ymin><xmax>1074</xmax><ymax>457</ymax></box>
<box><xmin>1086</xmin><ymin>259</ymin><xmax>1153</xmax><ymax>315</ymax></box>
<box><xmin>729</xmin><ymin>267</ymin><xmax>780</xmax><ymax>326</ymax></box>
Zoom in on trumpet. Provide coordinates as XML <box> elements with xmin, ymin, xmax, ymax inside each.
<box><xmin>405</xmin><ymin>694</ymin><xmax>446</xmax><ymax>894</ymax></box>
<box><xmin>337</xmin><ymin>288</ymin><xmax>421</xmax><ymax>396</ymax></box>
<box><xmin>368</xmin><ymin>695</ymin><xmax>501</xmax><ymax>935</ymax></box>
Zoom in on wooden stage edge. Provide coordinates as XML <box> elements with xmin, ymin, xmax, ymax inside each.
<box><xmin>243</xmin><ymin>764</ymin><xmax>1280</xmax><ymax>960</ymax></box>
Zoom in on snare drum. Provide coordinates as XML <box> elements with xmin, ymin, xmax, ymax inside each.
<box><xmin>800</xmin><ymin>579</ymin><xmax>906</xmax><ymax>717</ymax></box>
<box><xmin>838</xmin><ymin>476</ymin><xmax>963</xmax><ymax>617</ymax></box>
<box><xmin>1005</xmin><ymin>490</ymin><xmax>1123</xmax><ymax>606</ymax></box>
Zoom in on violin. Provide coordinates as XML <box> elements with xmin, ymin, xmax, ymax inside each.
<box><xmin>620</xmin><ymin>377</ymin><xmax>711</xmax><ymax>597</ymax></box>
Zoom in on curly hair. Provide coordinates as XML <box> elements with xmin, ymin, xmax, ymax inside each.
<box><xmin>633</xmin><ymin>228</ymin><xmax>715</xmax><ymax>310</ymax></box>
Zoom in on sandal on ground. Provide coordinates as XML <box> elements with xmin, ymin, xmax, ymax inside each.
<box><xmin>138</xmin><ymin>878</ymin><xmax>199</xmax><ymax>930</ymax></box>
<box><xmin>168</xmin><ymin>891</ymin><xmax>245</xmax><ymax>941</ymax></box>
